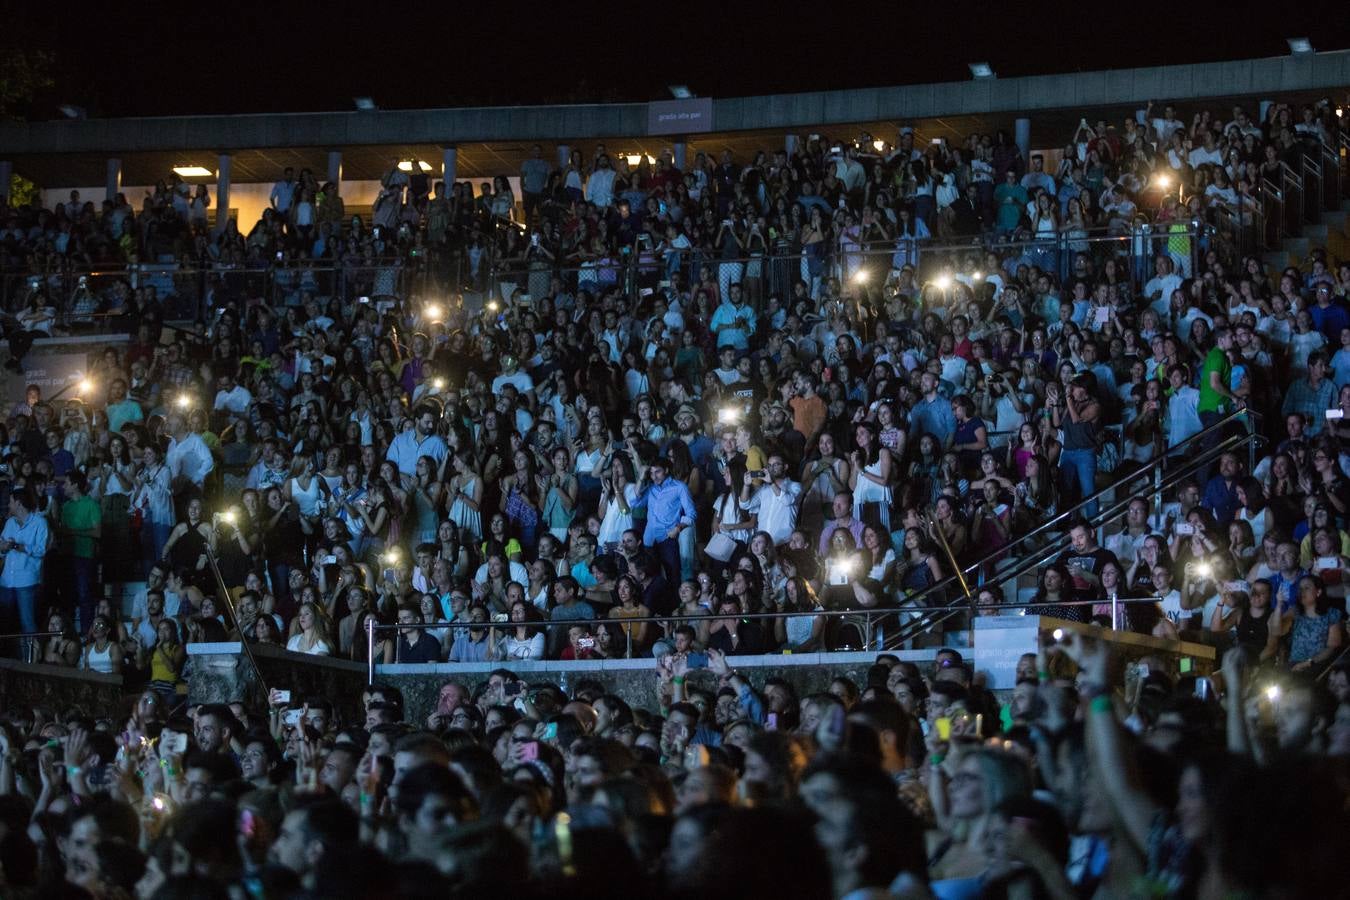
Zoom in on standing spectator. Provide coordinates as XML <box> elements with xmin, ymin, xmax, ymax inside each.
<box><xmin>0</xmin><ymin>488</ymin><xmax>48</xmax><ymax>654</ymax></box>
<box><xmin>59</xmin><ymin>470</ymin><xmax>102</xmax><ymax>632</ymax></box>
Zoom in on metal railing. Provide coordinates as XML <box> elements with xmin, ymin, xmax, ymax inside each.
<box><xmin>1</xmin><ymin>631</ymin><xmax>63</xmax><ymax>664</ymax></box>
<box><xmin>487</xmin><ymin>225</ymin><xmax>1206</xmax><ymax>306</ymax></box>
<box><xmin>887</xmin><ymin>411</ymin><xmax>1263</xmax><ymax>647</ymax></box>
<box><xmin>358</xmin><ymin>598</ymin><xmax>1174</xmax><ymax>685</ymax></box>
<box><xmin>0</xmin><ymin>258</ymin><xmax>429</xmax><ymax>326</ymax></box>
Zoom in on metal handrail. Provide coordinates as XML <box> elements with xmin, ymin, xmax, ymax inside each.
<box><xmin>202</xmin><ymin>542</ymin><xmax>269</xmax><ymax>696</ymax></box>
<box><xmin>923</xmin><ymin>407</ymin><xmax>1257</xmax><ymax>602</ymax></box>
<box><xmin>888</xmin><ymin>427</ymin><xmax>1260</xmax><ymax>646</ymax></box>
<box><xmin>357</xmin><ymin>598</ymin><xmax>1173</xmax><ymax>682</ymax></box>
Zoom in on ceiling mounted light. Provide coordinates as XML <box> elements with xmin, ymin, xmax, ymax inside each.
<box><xmin>173</xmin><ymin>166</ymin><xmax>213</xmax><ymax>178</ymax></box>
<box><xmin>668</xmin><ymin>85</ymin><xmax>694</xmax><ymax>99</ymax></box>
<box><xmin>354</xmin><ymin>96</ymin><xmax>378</xmax><ymax>111</ymax></box>
<box><xmin>968</xmin><ymin>62</ymin><xmax>996</xmax><ymax>80</ymax></box>
<box><xmin>397</xmin><ymin>160</ymin><xmax>433</xmax><ymax>172</ymax></box>
<box><xmin>1286</xmin><ymin>37</ymin><xmax>1314</xmax><ymax>55</ymax></box>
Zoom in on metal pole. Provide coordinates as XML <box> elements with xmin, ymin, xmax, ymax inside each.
<box><xmin>203</xmin><ymin>544</ymin><xmax>268</xmax><ymax>696</ymax></box>
<box><xmin>366</xmin><ymin>616</ymin><xmax>375</xmax><ymax>686</ymax></box>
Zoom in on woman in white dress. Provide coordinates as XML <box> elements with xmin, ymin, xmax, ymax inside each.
<box><xmin>597</xmin><ymin>459</ymin><xmax>639</xmax><ymax>549</ymax></box>
<box><xmin>446</xmin><ymin>454</ymin><xmax>483</xmax><ymax>543</ymax></box>
<box><xmin>849</xmin><ymin>422</ymin><xmax>893</xmax><ymax>531</ymax></box>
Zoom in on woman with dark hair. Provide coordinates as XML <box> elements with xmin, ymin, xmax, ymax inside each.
<box><xmin>1234</xmin><ymin>476</ymin><xmax>1272</xmax><ymax>549</ymax></box>
<box><xmin>1287</xmin><ymin>574</ymin><xmax>1344</xmax><ymax>672</ymax></box>
<box><xmin>774</xmin><ymin>575</ymin><xmax>824</xmax><ymax>652</ymax></box>
<box><xmin>709</xmin><ymin>456</ymin><xmax>755</xmax><ymax>561</ymax></box>
<box><xmin>607</xmin><ymin>574</ymin><xmax>652</xmax><ymax>658</ymax></box>
<box><xmin>895</xmin><ymin>526</ymin><xmax>943</xmax><ymax>599</ymax></box>
<box><xmin>1027</xmin><ymin>562</ymin><xmax>1087</xmax><ymax>623</ymax></box>
<box><xmin>849</xmin><ymin>421</ymin><xmax>893</xmax><ymax>531</ymax></box>
<box><xmin>495</xmin><ymin>599</ymin><xmax>546</xmax><ymax>661</ymax></box>
<box><xmin>501</xmin><ymin>449</ymin><xmax>544</xmax><ymax>555</ymax></box>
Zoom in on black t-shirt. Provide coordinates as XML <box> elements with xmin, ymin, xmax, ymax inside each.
<box><xmin>1056</xmin><ymin>546</ymin><xmax>1120</xmax><ymax>591</ymax></box>
<box><xmin>395</xmin><ymin>631</ymin><xmax>442</xmax><ymax>663</ymax></box>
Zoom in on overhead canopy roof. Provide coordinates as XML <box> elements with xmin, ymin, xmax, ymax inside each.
<box><xmin>3</xmin><ymin>50</ymin><xmax>1347</xmax><ymax>187</ymax></box>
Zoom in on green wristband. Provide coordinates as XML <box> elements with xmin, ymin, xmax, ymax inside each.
<box><xmin>1089</xmin><ymin>694</ymin><xmax>1113</xmax><ymax>714</ymax></box>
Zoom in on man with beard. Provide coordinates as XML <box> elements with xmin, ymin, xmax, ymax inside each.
<box><xmin>668</xmin><ymin>403</ymin><xmax>714</xmax><ymax>469</ymax></box>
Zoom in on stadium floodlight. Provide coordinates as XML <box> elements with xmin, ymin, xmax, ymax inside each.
<box><xmin>968</xmin><ymin>62</ymin><xmax>996</xmax><ymax>80</ymax></box>
<box><xmin>1286</xmin><ymin>37</ymin><xmax>1314</xmax><ymax>55</ymax></box>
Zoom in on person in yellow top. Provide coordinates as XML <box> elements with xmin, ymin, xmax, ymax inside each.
<box><xmin>734</xmin><ymin>423</ymin><xmax>767</xmax><ymax>486</ymax></box>
<box><xmin>606</xmin><ymin>574</ymin><xmax>652</xmax><ymax>657</ymax></box>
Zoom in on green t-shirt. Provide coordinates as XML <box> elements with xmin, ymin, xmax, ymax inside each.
<box><xmin>1197</xmin><ymin>346</ymin><xmax>1231</xmax><ymax>415</ymax></box>
<box><xmin>60</xmin><ymin>495</ymin><xmax>101</xmax><ymax>559</ymax></box>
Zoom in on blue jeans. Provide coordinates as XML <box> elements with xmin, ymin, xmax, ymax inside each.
<box><xmin>143</xmin><ymin>522</ymin><xmax>172</xmax><ymax>577</ymax></box>
<box><xmin>0</xmin><ymin>584</ymin><xmax>39</xmax><ymax>646</ymax></box>
<box><xmin>1060</xmin><ymin>448</ymin><xmax>1098</xmax><ymax>519</ymax></box>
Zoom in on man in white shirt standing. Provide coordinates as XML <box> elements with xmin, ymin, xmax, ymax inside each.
<box><xmin>738</xmin><ymin>453</ymin><xmax>802</xmax><ymax>546</ymax></box>
<box><xmin>586</xmin><ymin>154</ymin><xmax>617</xmax><ymax>208</ymax></box>
<box><xmin>164</xmin><ymin>411</ymin><xmax>214</xmax><ymax>516</ymax></box>
<box><xmin>386</xmin><ymin>404</ymin><xmax>449</xmax><ymax>477</ymax></box>
<box><xmin>1165</xmin><ymin>364</ymin><xmax>1202</xmax><ymax>456</ymax></box>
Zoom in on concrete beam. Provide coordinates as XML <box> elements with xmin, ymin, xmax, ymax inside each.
<box><xmin>1</xmin><ymin>50</ymin><xmax>1348</xmax><ymax>157</ymax></box>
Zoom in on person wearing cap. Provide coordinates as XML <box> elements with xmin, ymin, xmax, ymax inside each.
<box><xmin>668</xmin><ymin>403</ymin><xmax>714</xmax><ymax>470</ymax></box>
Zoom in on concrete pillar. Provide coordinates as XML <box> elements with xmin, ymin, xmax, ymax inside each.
<box><xmin>105</xmin><ymin>158</ymin><xmax>122</xmax><ymax>203</ymax></box>
<box><xmin>442</xmin><ymin>146</ymin><xmax>458</xmax><ymax>186</ymax></box>
<box><xmin>673</xmin><ymin>139</ymin><xmax>687</xmax><ymax>171</ymax></box>
<box><xmin>557</xmin><ymin>144</ymin><xmax>571</xmax><ymax>170</ymax></box>
<box><xmin>0</xmin><ymin>161</ymin><xmax>12</xmax><ymax>203</ymax></box>
<box><xmin>215</xmin><ymin>154</ymin><xmax>232</xmax><ymax>232</ymax></box>
<box><xmin>326</xmin><ymin>150</ymin><xmax>342</xmax><ymax>188</ymax></box>
<box><xmin>1014</xmin><ymin>118</ymin><xmax>1031</xmax><ymax>161</ymax></box>
<box><xmin>785</xmin><ymin>134</ymin><xmax>799</xmax><ymax>159</ymax></box>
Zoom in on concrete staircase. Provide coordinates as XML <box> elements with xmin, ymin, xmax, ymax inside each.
<box><xmin>1262</xmin><ymin>197</ymin><xmax>1350</xmax><ymax>272</ymax></box>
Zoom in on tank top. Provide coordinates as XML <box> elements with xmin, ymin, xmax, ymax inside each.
<box><xmin>1235</xmin><ymin>608</ymin><xmax>1270</xmax><ymax>653</ymax></box>
<box><xmin>151</xmin><ymin>645</ymin><xmax>180</xmax><ymax>683</ymax></box>
<box><xmin>1062</xmin><ymin>416</ymin><xmax>1098</xmax><ymax>451</ymax></box>
<box><xmin>289</xmin><ymin>476</ymin><xmax>324</xmax><ymax>518</ymax></box>
<box><xmin>84</xmin><ymin>642</ymin><xmax>115</xmax><ymax>674</ymax></box>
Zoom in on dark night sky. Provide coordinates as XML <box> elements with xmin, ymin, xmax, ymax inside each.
<box><xmin>11</xmin><ymin>0</ymin><xmax>1350</xmax><ymax>119</ymax></box>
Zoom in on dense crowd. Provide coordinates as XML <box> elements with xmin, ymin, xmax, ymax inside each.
<box><xmin>0</xmin><ymin>632</ymin><xmax>1347</xmax><ymax>898</ymax></box>
<box><xmin>0</xmin><ymin>93</ymin><xmax>1348</xmax><ymax>897</ymax></box>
